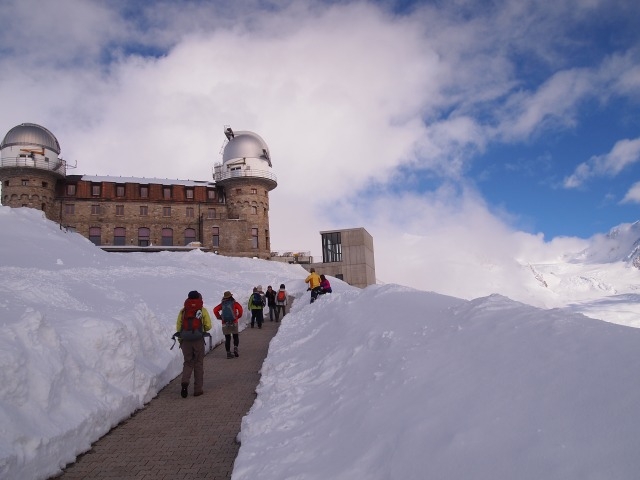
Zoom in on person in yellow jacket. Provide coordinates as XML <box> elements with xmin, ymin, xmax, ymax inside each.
<box><xmin>304</xmin><ymin>268</ymin><xmax>322</xmax><ymax>303</ymax></box>
<box><xmin>176</xmin><ymin>290</ymin><xmax>212</xmax><ymax>398</ymax></box>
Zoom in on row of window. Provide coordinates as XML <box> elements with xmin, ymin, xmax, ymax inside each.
<box><xmin>66</xmin><ymin>184</ymin><xmax>263</xmax><ymax>199</ymax></box>
<box><xmin>84</xmin><ymin>226</ymin><xmax>266</xmax><ymax>250</ymax></box>
<box><xmin>64</xmin><ymin>204</ymin><xmax>266</xmax><ymax>217</ymax></box>
<box><xmin>86</xmin><ymin>227</ymin><xmax>221</xmax><ymax>247</ymax></box>
<box><xmin>64</xmin><ymin>204</ymin><xmax>223</xmax><ymax>218</ymax></box>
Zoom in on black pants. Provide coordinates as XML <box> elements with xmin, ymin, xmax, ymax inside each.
<box><xmin>251</xmin><ymin>309</ymin><xmax>264</xmax><ymax>327</ymax></box>
<box><xmin>268</xmin><ymin>305</ymin><xmax>276</xmax><ymax>321</ymax></box>
<box><xmin>310</xmin><ymin>287</ymin><xmax>321</xmax><ymax>303</ymax></box>
<box><xmin>224</xmin><ymin>333</ymin><xmax>239</xmax><ymax>351</ymax></box>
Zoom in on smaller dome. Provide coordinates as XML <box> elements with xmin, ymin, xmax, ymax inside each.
<box><xmin>223</xmin><ymin>130</ymin><xmax>271</xmax><ymax>166</ymax></box>
<box><xmin>1</xmin><ymin>123</ymin><xmax>61</xmax><ymax>154</ymax></box>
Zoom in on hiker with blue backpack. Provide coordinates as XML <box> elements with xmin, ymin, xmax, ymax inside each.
<box><xmin>248</xmin><ymin>286</ymin><xmax>265</xmax><ymax>329</ymax></box>
<box><xmin>213</xmin><ymin>291</ymin><xmax>244</xmax><ymax>359</ymax></box>
<box><xmin>176</xmin><ymin>290</ymin><xmax>212</xmax><ymax>398</ymax></box>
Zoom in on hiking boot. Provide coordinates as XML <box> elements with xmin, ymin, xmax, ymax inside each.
<box><xmin>250</xmin><ymin>323</ymin><xmax>254</xmax><ymax>328</ymax></box>
<box><xmin>227</xmin><ymin>351</ymin><xmax>234</xmax><ymax>359</ymax></box>
<box><xmin>194</xmin><ymin>391</ymin><xmax>204</xmax><ymax>397</ymax></box>
<box><xmin>180</xmin><ymin>383</ymin><xmax>188</xmax><ymax>398</ymax></box>
<box><xmin>234</xmin><ymin>346</ymin><xmax>239</xmax><ymax>357</ymax></box>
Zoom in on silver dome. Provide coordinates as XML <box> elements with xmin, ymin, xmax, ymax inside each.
<box><xmin>1</xmin><ymin>123</ymin><xmax>61</xmax><ymax>154</ymax></box>
<box><xmin>223</xmin><ymin>130</ymin><xmax>271</xmax><ymax>165</ymax></box>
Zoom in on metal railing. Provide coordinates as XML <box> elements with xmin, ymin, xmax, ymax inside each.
<box><xmin>0</xmin><ymin>156</ymin><xmax>67</xmax><ymax>176</ymax></box>
<box><xmin>213</xmin><ymin>167</ymin><xmax>277</xmax><ymax>184</ymax></box>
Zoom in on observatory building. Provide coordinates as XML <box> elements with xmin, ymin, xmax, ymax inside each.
<box><xmin>0</xmin><ymin>123</ymin><xmax>277</xmax><ymax>259</ymax></box>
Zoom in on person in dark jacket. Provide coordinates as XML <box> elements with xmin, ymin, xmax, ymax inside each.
<box><xmin>265</xmin><ymin>285</ymin><xmax>277</xmax><ymax>321</ymax></box>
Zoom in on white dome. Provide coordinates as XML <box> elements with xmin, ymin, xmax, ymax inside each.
<box><xmin>1</xmin><ymin>123</ymin><xmax>61</xmax><ymax>154</ymax></box>
<box><xmin>223</xmin><ymin>130</ymin><xmax>271</xmax><ymax>166</ymax></box>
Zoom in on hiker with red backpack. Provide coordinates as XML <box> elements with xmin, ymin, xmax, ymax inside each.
<box><xmin>213</xmin><ymin>291</ymin><xmax>244</xmax><ymax>359</ymax></box>
<box><xmin>176</xmin><ymin>290</ymin><xmax>212</xmax><ymax>398</ymax></box>
<box><xmin>274</xmin><ymin>283</ymin><xmax>287</xmax><ymax>321</ymax></box>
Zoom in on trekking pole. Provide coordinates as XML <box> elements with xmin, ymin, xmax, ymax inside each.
<box><xmin>170</xmin><ymin>332</ymin><xmax>180</xmax><ymax>350</ymax></box>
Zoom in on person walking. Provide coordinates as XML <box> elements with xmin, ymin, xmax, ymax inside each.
<box><xmin>275</xmin><ymin>283</ymin><xmax>287</xmax><ymax>321</ymax></box>
<box><xmin>176</xmin><ymin>290</ymin><xmax>212</xmax><ymax>398</ymax></box>
<box><xmin>305</xmin><ymin>268</ymin><xmax>322</xmax><ymax>303</ymax></box>
<box><xmin>265</xmin><ymin>285</ymin><xmax>277</xmax><ymax>321</ymax></box>
<box><xmin>248</xmin><ymin>286</ymin><xmax>265</xmax><ymax>328</ymax></box>
<box><xmin>213</xmin><ymin>291</ymin><xmax>244</xmax><ymax>359</ymax></box>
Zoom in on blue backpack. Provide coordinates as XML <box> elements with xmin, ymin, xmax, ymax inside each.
<box><xmin>252</xmin><ymin>292</ymin><xmax>264</xmax><ymax>308</ymax></box>
<box><xmin>221</xmin><ymin>299</ymin><xmax>236</xmax><ymax>325</ymax></box>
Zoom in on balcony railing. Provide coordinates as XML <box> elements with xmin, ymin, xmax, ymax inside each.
<box><xmin>1</xmin><ymin>156</ymin><xmax>67</xmax><ymax>176</ymax></box>
<box><xmin>213</xmin><ymin>167</ymin><xmax>277</xmax><ymax>185</ymax></box>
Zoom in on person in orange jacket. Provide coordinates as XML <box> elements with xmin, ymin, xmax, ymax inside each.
<box><xmin>213</xmin><ymin>291</ymin><xmax>244</xmax><ymax>359</ymax></box>
<box><xmin>305</xmin><ymin>268</ymin><xmax>322</xmax><ymax>303</ymax></box>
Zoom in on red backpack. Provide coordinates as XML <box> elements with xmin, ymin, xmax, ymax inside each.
<box><xmin>277</xmin><ymin>290</ymin><xmax>286</xmax><ymax>302</ymax></box>
<box><xmin>180</xmin><ymin>297</ymin><xmax>204</xmax><ymax>341</ymax></box>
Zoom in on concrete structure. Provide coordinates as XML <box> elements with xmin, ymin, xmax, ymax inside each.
<box><xmin>0</xmin><ymin>123</ymin><xmax>277</xmax><ymax>259</ymax></box>
<box><xmin>272</xmin><ymin>227</ymin><xmax>376</xmax><ymax>288</ymax></box>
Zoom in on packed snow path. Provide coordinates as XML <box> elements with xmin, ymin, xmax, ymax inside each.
<box><xmin>55</xmin><ymin>319</ymin><xmax>280</xmax><ymax>479</ymax></box>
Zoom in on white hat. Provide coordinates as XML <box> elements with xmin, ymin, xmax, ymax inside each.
<box><xmin>257</xmin><ymin>284</ymin><xmax>264</xmax><ymax>292</ymax></box>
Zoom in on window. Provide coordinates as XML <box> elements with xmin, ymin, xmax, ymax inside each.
<box><xmin>207</xmin><ymin>189</ymin><xmax>216</xmax><ymax>201</ymax></box>
<box><xmin>138</xmin><ymin>227</ymin><xmax>150</xmax><ymax>246</ymax></box>
<box><xmin>64</xmin><ymin>204</ymin><xmax>75</xmax><ymax>215</ymax></box>
<box><xmin>113</xmin><ymin>227</ymin><xmax>126</xmax><ymax>246</ymax></box>
<box><xmin>116</xmin><ymin>185</ymin><xmax>125</xmax><ymax>197</ymax></box>
<box><xmin>140</xmin><ymin>206</ymin><xmax>148</xmax><ymax>216</ymax></box>
<box><xmin>207</xmin><ymin>208</ymin><xmax>216</xmax><ymax>219</ymax></box>
<box><xmin>92</xmin><ymin>184</ymin><xmax>101</xmax><ymax>196</ymax></box>
<box><xmin>89</xmin><ymin>227</ymin><xmax>101</xmax><ymax>246</ymax></box>
<box><xmin>251</xmin><ymin>205</ymin><xmax>257</xmax><ymax>215</ymax></box>
<box><xmin>21</xmin><ymin>179</ymin><xmax>28</xmax><ymax>186</ymax></box>
<box><xmin>235</xmin><ymin>188</ymin><xmax>242</xmax><ymax>194</ymax></box>
<box><xmin>322</xmin><ymin>232</ymin><xmax>343</xmax><ymax>263</ymax></box>
<box><xmin>212</xmin><ymin>227</ymin><xmax>219</xmax><ymax>247</ymax></box>
<box><xmin>161</xmin><ymin>228</ymin><xmax>173</xmax><ymax>246</ymax></box>
<box><xmin>91</xmin><ymin>204</ymin><xmax>101</xmax><ymax>215</ymax></box>
<box><xmin>42</xmin><ymin>181</ymin><xmax>48</xmax><ymax>188</ymax></box>
<box><xmin>140</xmin><ymin>186</ymin><xmax>149</xmax><ymax>198</ymax></box>
<box><xmin>251</xmin><ymin>227</ymin><xmax>258</xmax><ymax>249</ymax></box>
<box><xmin>184</xmin><ymin>228</ymin><xmax>196</xmax><ymax>245</ymax></box>
<box><xmin>251</xmin><ymin>188</ymin><xmax>257</xmax><ymax>194</ymax></box>
<box><xmin>265</xmin><ymin>229</ymin><xmax>270</xmax><ymax>250</ymax></box>
<box><xmin>115</xmin><ymin>205</ymin><xmax>124</xmax><ymax>216</ymax></box>
<box><xmin>185</xmin><ymin>188</ymin><xmax>194</xmax><ymax>200</ymax></box>
<box><xmin>3</xmin><ymin>180</ymin><xmax>8</xmax><ymax>187</ymax></box>
<box><xmin>335</xmin><ymin>273</ymin><xmax>344</xmax><ymax>281</ymax></box>
<box><xmin>163</xmin><ymin>206</ymin><xmax>171</xmax><ymax>217</ymax></box>
<box><xmin>66</xmin><ymin>184</ymin><xmax>76</xmax><ymax>195</ymax></box>
<box><xmin>163</xmin><ymin>187</ymin><xmax>171</xmax><ymax>199</ymax></box>
<box><xmin>186</xmin><ymin>207</ymin><xmax>194</xmax><ymax>218</ymax></box>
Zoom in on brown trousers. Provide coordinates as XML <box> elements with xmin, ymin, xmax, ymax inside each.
<box><xmin>180</xmin><ymin>339</ymin><xmax>206</xmax><ymax>393</ymax></box>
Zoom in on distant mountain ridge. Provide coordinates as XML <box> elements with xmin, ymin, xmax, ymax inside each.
<box><xmin>571</xmin><ymin>221</ymin><xmax>640</xmax><ymax>267</ymax></box>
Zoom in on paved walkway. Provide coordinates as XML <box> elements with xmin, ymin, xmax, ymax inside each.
<box><xmin>55</xmin><ymin>316</ymin><xmax>281</xmax><ymax>480</ymax></box>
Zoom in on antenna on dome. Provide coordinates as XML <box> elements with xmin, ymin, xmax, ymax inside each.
<box><xmin>224</xmin><ymin>126</ymin><xmax>234</xmax><ymax>140</ymax></box>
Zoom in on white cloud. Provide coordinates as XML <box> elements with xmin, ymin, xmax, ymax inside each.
<box><xmin>621</xmin><ymin>181</ymin><xmax>640</xmax><ymax>204</ymax></box>
<box><xmin>1</xmin><ymin>0</ymin><xmax>639</xmax><ymax>295</ymax></box>
<box><xmin>564</xmin><ymin>137</ymin><xmax>640</xmax><ymax>188</ymax></box>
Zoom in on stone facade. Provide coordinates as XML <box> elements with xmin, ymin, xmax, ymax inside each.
<box><xmin>0</xmin><ymin>124</ymin><xmax>276</xmax><ymax>260</ymax></box>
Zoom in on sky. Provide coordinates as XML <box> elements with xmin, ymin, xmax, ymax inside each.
<box><xmin>0</xmin><ymin>0</ymin><xmax>640</xmax><ymax>294</ymax></box>
<box><xmin>2</xmin><ymin>204</ymin><xmax>640</xmax><ymax>479</ymax></box>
